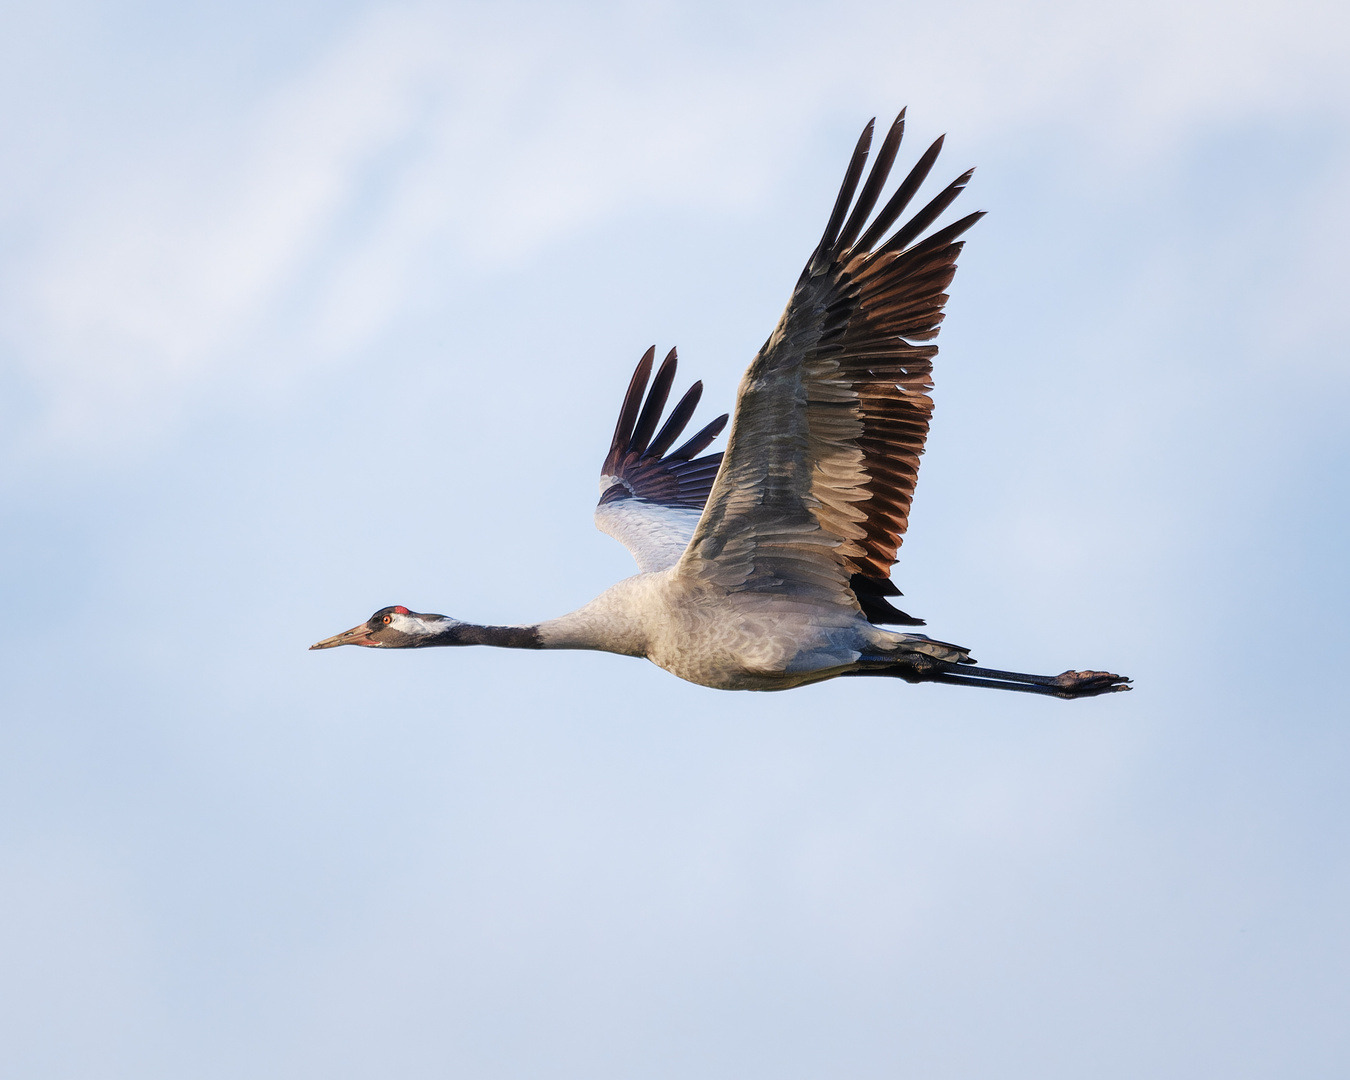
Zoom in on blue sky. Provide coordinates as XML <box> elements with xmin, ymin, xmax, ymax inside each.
<box><xmin>1</xmin><ymin>1</ymin><xmax>1348</xmax><ymax>1076</ymax></box>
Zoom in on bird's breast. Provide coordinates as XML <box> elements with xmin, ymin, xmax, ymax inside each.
<box><xmin>643</xmin><ymin>578</ymin><xmax>866</xmax><ymax>691</ymax></box>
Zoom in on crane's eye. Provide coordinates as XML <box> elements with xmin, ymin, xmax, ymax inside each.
<box><xmin>382</xmin><ymin>614</ymin><xmax>392</xmax><ymax>624</ymax></box>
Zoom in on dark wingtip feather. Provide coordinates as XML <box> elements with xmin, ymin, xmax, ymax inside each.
<box><xmin>901</xmin><ymin>209</ymin><xmax>986</xmax><ymax>260</ymax></box>
<box><xmin>809</xmin><ymin>119</ymin><xmax>874</xmax><ymax>274</ymax></box>
<box><xmin>628</xmin><ymin>347</ymin><xmax>678</xmax><ymax>455</ymax></box>
<box><xmin>836</xmin><ymin>109</ymin><xmax>906</xmax><ymax>255</ymax></box>
<box><xmin>670</xmin><ymin>413</ymin><xmax>729</xmax><ymax>461</ymax></box>
<box><xmin>599</xmin><ymin>345</ymin><xmax>729</xmax><ymax>514</ymax></box>
<box><xmin>645</xmin><ymin>380</ymin><xmax>704</xmax><ymax>460</ymax></box>
<box><xmin>604</xmin><ymin>346</ymin><xmax>655</xmax><ymax>474</ymax></box>
<box><xmin>854</xmin><ymin>134</ymin><xmax>946</xmax><ymax>254</ymax></box>
<box><xmin>877</xmin><ymin>167</ymin><xmax>975</xmax><ymax>257</ymax></box>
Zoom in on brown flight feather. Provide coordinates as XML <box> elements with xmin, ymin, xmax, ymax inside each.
<box><xmin>682</xmin><ymin>110</ymin><xmax>983</xmax><ymax>625</ymax></box>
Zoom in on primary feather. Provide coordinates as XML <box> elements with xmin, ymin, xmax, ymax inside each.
<box><xmin>594</xmin><ymin>346</ymin><xmax>728</xmax><ymax>572</ymax></box>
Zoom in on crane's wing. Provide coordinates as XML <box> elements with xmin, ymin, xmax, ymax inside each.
<box><xmin>679</xmin><ymin>110</ymin><xmax>984</xmax><ymax>625</ymax></box>
<box><xmin>594</xmin><ymin>346</ymin><xmax>728</xmax><ymax>572</ymax></box>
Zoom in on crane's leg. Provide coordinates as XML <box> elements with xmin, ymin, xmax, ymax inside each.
<box><xmin>846</xmin><ymin>655</ymin><xmax>1131</xmax><ymax>698</ymax></box>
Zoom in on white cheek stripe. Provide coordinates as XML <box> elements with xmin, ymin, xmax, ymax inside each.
<box><xmin>389</xmin><ymin>612</ymin><xmax>460</xmax><ymax>638</ymax></box>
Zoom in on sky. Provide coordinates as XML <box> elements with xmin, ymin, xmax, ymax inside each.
<box><xmin>1</xmin><ymin>0</ymin><xmax>1348</xmax><ymax>1076</ymax></box>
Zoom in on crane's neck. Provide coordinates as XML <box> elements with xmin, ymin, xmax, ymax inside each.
<box><xmin>415</xmin><ymin>576</ymin><xmax>660</xmax><ymax>657</ymax></box>
<box><xmin>533</xmin><ymin>577</ymin><xmax>656</xmax><ymax>657</ymax></box>
<box><xmin>429</xmin><ymin>614</ymin><xmax>644</xmax><ymax>656</ymax></box>
<box><xmin>424</xmin><ymin>621</ymin><xmax>543</xmax><ymax>649</ymax></box>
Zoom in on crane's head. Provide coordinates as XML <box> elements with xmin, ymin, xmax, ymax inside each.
<box><xmin>309</xmin><ymin>606</ymin><xmax>459</xmax><ymax>650</ymax></box>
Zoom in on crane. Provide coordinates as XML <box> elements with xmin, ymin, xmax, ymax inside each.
<box><xmin>311</xmin><ymin>110</ymin><xmax>1130</xmax><ymax>699</ymax></box>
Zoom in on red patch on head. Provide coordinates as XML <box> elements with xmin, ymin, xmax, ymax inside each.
<box><xmin>393</xmin><ymin>605</ymin><xmax>410</xmax><ymax>615</ymax></box>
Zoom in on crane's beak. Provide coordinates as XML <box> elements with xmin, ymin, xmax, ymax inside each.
<box><xmin>309</xmin><ymin>623</ymin><xmax>376</xmax><ymax>650</ymax></box>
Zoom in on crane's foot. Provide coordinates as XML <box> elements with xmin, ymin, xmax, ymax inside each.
<box><xmin>1044</xmin><ymin>669</ymin><xmax>1132</xmax><ymax>698</ymax></box>
<box><xmin>847</xmin><ymin>656</ymin><xmax>1132</xmax><ymax>698</ymax></box>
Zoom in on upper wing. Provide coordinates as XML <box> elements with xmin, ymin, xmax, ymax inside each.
<box><xmin>680</xmin><ymin>109</ymin><xmax>983</xmax><ymax>625</ymax></box>
<box><xmin>594</xmin><ymin>346</ymin><xmax>728</xmax><ymax>572</ymax></box>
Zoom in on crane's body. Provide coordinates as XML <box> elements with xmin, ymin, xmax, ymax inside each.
<box><xmin>312</xmin><ymin>109</ymin><xmax>1131</xmax><ymax>700</ymax></box>
<box><xmin>542</xmin><ymin>572</ymin><xmax>966</xmax><ymax>692</ymax></box>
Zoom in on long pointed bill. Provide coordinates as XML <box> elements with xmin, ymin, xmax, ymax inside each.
<box><xmin>309</xmin><ymin>623</ymin><xmax>376</xmax><ymax>650</ymax></box>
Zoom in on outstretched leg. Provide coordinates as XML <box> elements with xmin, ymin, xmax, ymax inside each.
<box><xmin>846</xmin><ymin>654</ymin><xmax>1131</xmax><ymax>699</ymax></box>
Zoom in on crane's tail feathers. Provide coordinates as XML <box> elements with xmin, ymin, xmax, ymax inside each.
<box><xmin>891</xmin><ymin>634</ymin><xmax>972</xmax><ymax>664</ymax></box>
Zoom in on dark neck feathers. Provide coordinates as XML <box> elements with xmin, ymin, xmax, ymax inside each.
<box><xmin>433</xmin><ymin>623</ymin><xmax>542</xmax><ymax>649</ymax></box>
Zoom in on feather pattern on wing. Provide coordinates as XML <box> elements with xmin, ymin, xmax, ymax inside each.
<box><xmin>594</xmin><ymin>346</ymin><xmax>728</xmax><ymax>572</ymax></box>
<box><xmin>680</xmin><ymin>110</ymin><xmax>984</xmax><ymax>625</ymax></box>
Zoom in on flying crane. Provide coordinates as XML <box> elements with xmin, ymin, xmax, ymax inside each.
<box><xmin>312</xmin><ymin>110</ymin><xmax>1130</xmax><ymax>699</ymax></box>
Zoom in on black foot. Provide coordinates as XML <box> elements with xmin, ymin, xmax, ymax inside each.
<box><xmin>1045</xmin><ymin>669</ymin><xmax>1132</xmax><ymax>699</ymax></box>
